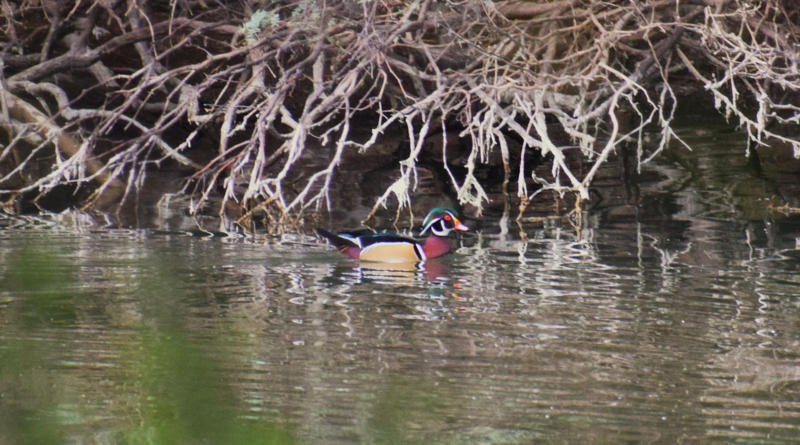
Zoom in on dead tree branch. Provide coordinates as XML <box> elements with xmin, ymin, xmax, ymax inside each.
<box><xmin>0</xmin><ymin>0</ymin><xmax>798</xmax><ymax>223</ymax></box>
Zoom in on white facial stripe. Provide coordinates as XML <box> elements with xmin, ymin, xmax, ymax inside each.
<box><xmin>432</xmin><ymin>219</ymin><xmax>451</xmax><ymax>236</ymax></box>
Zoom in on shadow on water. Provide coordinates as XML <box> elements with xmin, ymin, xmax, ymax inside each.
<box><xmin>1</xmin><ymin>246</ymin><xmax>78</xmax><ymax>445</ymax></box>
<box><xmin>2</xmin><ymin>117</ymin><xmax>800</xmax><ymax>444</ymax></box>
<box><xmin>0</xmin><ymin>245</ymin><xmax>296</xmax><ymax>445</ymax></box>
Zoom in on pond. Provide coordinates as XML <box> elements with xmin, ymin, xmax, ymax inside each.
<box><xmin>2</xmin><ymin>118</ymin><xmax>800</xmax><ymax>445</ymax></box>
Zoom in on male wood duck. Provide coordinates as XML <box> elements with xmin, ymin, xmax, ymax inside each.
<box><xmin>316</xmin><ymin>208</ymin><xmax>469</xmax><ymax>263</ymax></box>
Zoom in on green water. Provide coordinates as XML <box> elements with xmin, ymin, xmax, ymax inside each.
<box><xmin>2</xmin><ymin>123</ymin><xmax>800</xmax><ymax>444</ymax></box>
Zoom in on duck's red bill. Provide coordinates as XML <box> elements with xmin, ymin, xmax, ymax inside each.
<box><xmin>454</xmin><ymin>221</ymin><xmax>469</xmax><ymax>232</ymax></box>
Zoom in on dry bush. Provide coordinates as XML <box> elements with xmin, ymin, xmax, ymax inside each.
<box><xmin>1</xmin><ymin>0</ymin><xmax>798</xmax><ymax>223</ymax></box>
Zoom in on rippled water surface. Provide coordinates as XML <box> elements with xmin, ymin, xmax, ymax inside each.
<box><xmin>3</xmin><ymin>123</ymin><xmax>800</xmax><ymax>444</ymax></box>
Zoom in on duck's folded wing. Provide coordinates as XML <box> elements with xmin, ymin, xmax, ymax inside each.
<box><xmin>357</xmin><ymin>233</ymin><xmax>419</xmax><ymax>247</ymax></box>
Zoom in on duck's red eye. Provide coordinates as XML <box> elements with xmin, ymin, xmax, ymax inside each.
<box><xmin>444</xmin><ymin>215</ymin><xmax>452</xmax><ymax>221</ymax></box>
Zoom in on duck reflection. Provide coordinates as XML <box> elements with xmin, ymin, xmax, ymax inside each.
<box><xmin>356</xmin><ymin>259</ymin><xmax>450</xmax><ymax>282</ymax></box>
<box><xmin>322</xmin><ymin>259</ymin><xmax>467</xmax><ymax>321</ymax></box>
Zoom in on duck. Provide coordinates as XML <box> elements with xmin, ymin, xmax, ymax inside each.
<box><xmin>316</xmin><ymin>208</ymin><xmax>469</xmax><ymax>263</ymax></box>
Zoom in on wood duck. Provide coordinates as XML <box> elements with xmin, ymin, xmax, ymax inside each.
<box><xmin>316</xmin><ymin>208</ymin><xmax>469</xmax><ymax>263</ymax></box>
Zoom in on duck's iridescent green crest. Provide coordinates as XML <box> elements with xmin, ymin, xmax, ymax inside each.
<box><xmin>316</xmin><ymin>208</ymin><xmax>469</xmax><ymax>263</ymax></box>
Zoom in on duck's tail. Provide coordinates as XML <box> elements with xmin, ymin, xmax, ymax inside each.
<box><xmin>316</xmin><ymin>228</ymin><xmax>360</xmax><ymax>252</ymax></box>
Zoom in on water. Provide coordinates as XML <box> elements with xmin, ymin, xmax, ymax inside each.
<box><xmin>2</xmin><ymin>122</ymin><xmax>800</xmax><ymax>444</ymax></box>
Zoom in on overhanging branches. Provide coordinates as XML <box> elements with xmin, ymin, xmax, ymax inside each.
<box><xmin>0</xmin><ymin>0</ymin><xmax>798</xmax><ymax>223</ymax></box>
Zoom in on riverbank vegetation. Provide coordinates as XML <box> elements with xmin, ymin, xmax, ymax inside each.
<box><xmin>1</xmin><ymin>0</ymin><xmax>798</xmax><ymax>225</ymax></box>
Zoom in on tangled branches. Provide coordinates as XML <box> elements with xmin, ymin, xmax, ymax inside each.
<box><xmin>1</xmin><ymin>0</ymin><xmax>799</xmax><ymax>222</ymax></box>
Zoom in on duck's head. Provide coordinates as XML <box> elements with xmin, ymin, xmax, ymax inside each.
<box><xmin>420</xmin><ymin>208</ymin><xmax>469</xmax><ymax>237</ymax></box>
